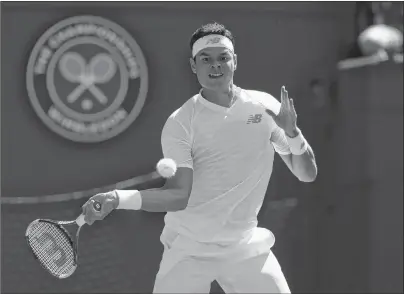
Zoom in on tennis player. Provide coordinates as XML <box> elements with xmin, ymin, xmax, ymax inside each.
<box><xmin>82</xmin><ymin>22</ymin><xmax>317</xmax><ymax>293</ymax></box>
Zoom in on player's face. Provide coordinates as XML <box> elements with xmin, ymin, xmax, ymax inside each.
<box><xmin>190</xmin><ymin>47</ymin><xmax>237</xmax><ymax>91</ymax></box>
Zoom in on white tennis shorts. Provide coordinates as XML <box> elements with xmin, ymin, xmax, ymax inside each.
<box><xmin>153</xmin><ymin>228</ymin><xmax>291</xmax><ymax>293</ymax></box>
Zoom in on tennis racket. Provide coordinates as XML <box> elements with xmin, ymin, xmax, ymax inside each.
<box><xmin>25</xmin><ymin>200</ymin><xmax>102</xmax><ymax>279</ymax></box>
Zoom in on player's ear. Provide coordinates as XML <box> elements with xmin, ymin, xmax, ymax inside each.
<box><xmin>189</xmin><ymin>57</ymin><xmax>197</xmax><ymax>74</ymax></box>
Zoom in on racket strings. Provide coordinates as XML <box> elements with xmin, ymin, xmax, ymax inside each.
<box><xmin>27</xmin><ymin>221</ymin><xmax>75</xmax><ymax>277</ymax></box>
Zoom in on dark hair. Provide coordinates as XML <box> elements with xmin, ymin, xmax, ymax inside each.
<box><xmin>189</xmin><ymin>22</ymin><xmax>235</xmax><ymax>52</ymax></box>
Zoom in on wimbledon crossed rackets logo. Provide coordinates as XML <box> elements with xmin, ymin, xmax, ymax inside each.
<box><xmin>26</xmin><ymin>16</ymin><xmax>149</xmax><ymax>143</ymax></box>
<box><xmin>60</xmin><ymin>52</ymin><xmax>116</xmax><ymax>107</ymax></box>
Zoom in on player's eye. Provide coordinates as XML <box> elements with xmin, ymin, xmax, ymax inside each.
<box><xmin>221</xmin><ymin>56</ymin><xmax>229</xmax><ymax>61</ymax></box>
<box><xmin>201</xmin><ymin>57</ymin><xmax>209</xmax><ymax>63</ymax></box>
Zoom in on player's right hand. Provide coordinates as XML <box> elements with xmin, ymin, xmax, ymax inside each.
<box><xmin>81</xmin><ymin>191</ymin><xmax>119</xmax><ymax>225</ymax></box>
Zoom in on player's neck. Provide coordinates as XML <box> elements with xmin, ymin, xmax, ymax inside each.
<box><xmin>201</xmin><ymin>84</ymin><xmax>237</xmax><ymax>108</ymax></box>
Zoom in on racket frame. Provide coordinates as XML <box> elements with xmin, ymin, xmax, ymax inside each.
<box><xmin>25</xmin><ymin>200</ymin><xmax>100</xmax><ymax>279</ymax></box>
<box><xmin>25</xmin><ymin>218</ymin><xmax>82</xmax><ymax>279</ymax></box>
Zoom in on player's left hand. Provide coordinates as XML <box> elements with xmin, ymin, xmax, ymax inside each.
<box><xmin>265</xmin><ymin>86</ymin><xmax>298</xmax><ymax>137</ymax></box>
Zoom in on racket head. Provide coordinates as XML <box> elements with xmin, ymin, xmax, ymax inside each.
<box><xmin>25</xmin><ymin>219</ymin><xmax>79</xmax><ymax>279</ymax></box>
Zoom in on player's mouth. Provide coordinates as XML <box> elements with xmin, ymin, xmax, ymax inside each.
<box><xmin>208</xmin><ymin>73</ymin><xmax>224</xmax><ymax>79</ymax></box>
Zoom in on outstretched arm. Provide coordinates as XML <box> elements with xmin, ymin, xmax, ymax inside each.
<box><xmin>81</xmin><ymin>115</ymin><xmax>195</xmax><ymax>224</ymax></box>
<box><xmin>116</xmin><ymin>167</ymin><xmax>193</xmax><ymax>212</ymax></box>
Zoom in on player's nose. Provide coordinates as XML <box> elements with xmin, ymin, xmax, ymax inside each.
<box><xmin>210</xmin><ymin>63</ymin><xmax>221</xmax><ymax>68</ymax></box>
<box><xmin>210</xmin><ymin>64</ymin><xmax>222</xmax><ymax>73</ymax></box>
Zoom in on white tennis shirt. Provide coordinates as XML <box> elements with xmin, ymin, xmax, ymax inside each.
<box><xmin>160</xmin><ymin>86</ymin><xmax>291</xmax><ymax>258</ymax></box>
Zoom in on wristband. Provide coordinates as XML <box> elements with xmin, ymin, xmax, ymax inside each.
<box><xmin>115</xmin><ymin>189</ymin><xmax>142</xmax><ymax>210</ymax></box>
<box><xmin>286</xmin><ymin>129</ymin><xmax>308</xmax><ymax>155</ymax></box>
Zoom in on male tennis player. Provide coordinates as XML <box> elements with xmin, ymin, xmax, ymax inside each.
<box><xmin>82</xmin><ymin>22</ymin><xmax>317</xmax><ymax>293</ymax></box>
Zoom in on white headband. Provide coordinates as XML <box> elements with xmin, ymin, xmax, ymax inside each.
<box><xmin>192</xmin><ymin>34</ymin><xmax>234</xmax><ymax>58</ymax></box>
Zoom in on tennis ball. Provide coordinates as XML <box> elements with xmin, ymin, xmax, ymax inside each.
<box><xmin>156</xmin><ymin>158</ymin><xmax>177</xmax><ymax>178</ymax></box>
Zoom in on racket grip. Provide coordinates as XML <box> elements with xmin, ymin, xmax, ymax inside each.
<box><xmin>76</xmin><ymin>214</ymin><xmax>86</xmax><ymax>226</ymax></box>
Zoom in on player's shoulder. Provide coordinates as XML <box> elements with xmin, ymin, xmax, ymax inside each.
<box><xmin>242</xmin><ymin>88</ymin><xmax>281</xmax><ymax>113</ymax></box>
<box><xmin>167</xmin><ymin>94</ymin><xmax>198</xmax><ymax>119</ymax></box>
<box><xmin>164</xmin><ymin>94</ymin><xmax>199</xmax><ymax>130</ymax></box>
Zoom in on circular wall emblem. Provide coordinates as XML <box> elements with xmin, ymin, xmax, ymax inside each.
<box><xmin>26</xmin><ymin>15</ymin><xmax>149</xmax><ymax>143</ymax></box>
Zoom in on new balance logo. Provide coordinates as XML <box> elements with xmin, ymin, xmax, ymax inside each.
<box><xmin>206</xmin><ymin>37</ymin><xmax>221</xmax><ymax>45</ymax></box>
<box><xmin>247</xmin><ymin>114</ymin><xmax>262</xmax><ymax>124</ymax></box>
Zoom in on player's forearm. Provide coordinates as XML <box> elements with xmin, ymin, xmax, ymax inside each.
<box><xmin>290</xmin><ymin>145</ymin><xmax>317</xmax><ymax>182</ymax></box>
<box><xmin>115</xmin><ymin>188</ymin><xmax>188</xmax><ymax>212</ymax></box>
<box><xmin>286</xmin><ymin>128</ymin><xmax>317</xmax><ymax>182</ymax></box>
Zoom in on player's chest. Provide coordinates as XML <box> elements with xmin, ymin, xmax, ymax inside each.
<box><xmin>192</xmin><ymin>106</ymin><xmax>272</xmax><ymax>156</ymax></box>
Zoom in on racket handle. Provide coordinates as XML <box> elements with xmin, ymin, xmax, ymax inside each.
<box><xmin>75</xmin><ymin>200</ymin><xmax>101</xmax><ymax>226</ymax></box>
<box><xmin>76</xmin><ymin>214</ymin><xmax>86</xmax><ymax>226</ymax></box>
